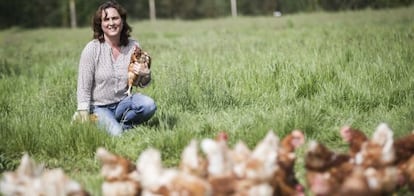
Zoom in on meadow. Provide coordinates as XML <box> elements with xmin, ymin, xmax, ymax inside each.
<box><xmin>0</xmin><ymin>6</ymin><xmax>413</xmax><ymax>195</ymax></box>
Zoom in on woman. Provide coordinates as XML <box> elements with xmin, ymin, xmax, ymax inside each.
<box><xmin>75</xmin><ymin>0</ymin><xmax>156</xmax><ymax>136</ymax></box>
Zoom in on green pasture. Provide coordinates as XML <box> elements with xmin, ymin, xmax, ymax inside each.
<box><xmin>0</xmin><ymin>6</ymin><xmax>413</xmax><ymax>195</ymax></box>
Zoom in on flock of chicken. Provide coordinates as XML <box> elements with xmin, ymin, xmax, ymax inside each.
<box><xmin>306</xmin><ymin>123</ymin><xmax>414</xmax><ymax>195</ymax></box>
<box><xmin>1</xmin><ymin>122</ymin><xmax>413</xmax><ymax>196</ymax></box>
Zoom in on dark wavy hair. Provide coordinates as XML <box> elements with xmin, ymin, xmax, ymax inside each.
<box><xmin>92</xmin><ymin>0</ymin><xmax>132</xmax><ymax>46</ymax></box>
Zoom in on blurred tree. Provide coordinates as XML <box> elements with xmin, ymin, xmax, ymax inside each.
<box><xmin>75</xmin><ymin>0</ymin><xmax>102</xmax><ymax>27</ymax></box>
<box><xmin>0</xmin><ymin>1</ymin><xmax>24</xmax><ymax>29</ymax></box>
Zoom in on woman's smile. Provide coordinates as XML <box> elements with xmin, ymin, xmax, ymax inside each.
<box><xmin>101</xmin><ymin>7</ymin><xmax>123</xmax><ymax>37</ymax></box>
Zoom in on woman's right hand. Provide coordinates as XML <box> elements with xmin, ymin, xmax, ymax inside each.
<box><xmin>71</xmin><ymin>110</ymin><xmax>90</xmax><ymax>123</ymax></box>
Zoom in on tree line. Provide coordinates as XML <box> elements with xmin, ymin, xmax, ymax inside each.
<box><xmin>0</xmin><ymin>0</ymin><xmax>412</xmax><ymax>29</ymax></box>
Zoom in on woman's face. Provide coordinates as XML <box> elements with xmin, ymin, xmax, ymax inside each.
<box><xmin>101</xmin><ymin>7</ymin><xmax>123</xmax><ymax>40</ymax></box>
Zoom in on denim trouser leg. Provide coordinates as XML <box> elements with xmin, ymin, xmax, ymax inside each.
<box><xmin>115</xmin><ymin>93</ymin><xmax>157</xmax><ymax>129</ymax></box>
<box><xmin>93</xmin><ymin>105</ymin><xmax>123</xmax><ymax>136</ymax></box>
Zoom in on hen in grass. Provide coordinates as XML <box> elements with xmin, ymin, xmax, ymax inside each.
<box><xmin>272</xmin><ymin>130</ymin><xmax>305</xmax><ymax>196</ymax></box>
<box><xmin>0</xmin><ymin>154</ymin><xmax>89</xmax><ymax>196</ymax></box>
<box><xmin>96</xmin><ymin>147</ymin><xmax>141</xmax><ymax>196</ymax></box>
<box><xmin>340</xmin><ymin>125</ymin><xmax>369</xmax><ymax>159</ymax></box>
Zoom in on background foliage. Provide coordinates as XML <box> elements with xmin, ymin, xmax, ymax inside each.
<box><xmin>0</xmin><ymin>5</ymin><xmax>413</xmax><ymax>195</ymax></box>
<box><xmin>0</xmin><ymin>0</ymin><xmax>413</xmax><ymax>29</ymax></box>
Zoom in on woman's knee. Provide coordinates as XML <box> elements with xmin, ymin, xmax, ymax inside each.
<box><xmin>132</xmin><ymin>94</ymin><xmax>157</xmax><ymax>113</ymax></box>
<box><xmin>120</xmin><ymin>94</ymin><xmax>156</xmax><ymax>124</ymax></box>
<box><xmin>93</xmin><ymin>107</ymin><xmax>123</xmax><ymax>136</ymax></box>
<box><xmin>143</xmin><ymin>99</ymin><xmax>157</xmax><ymax>114</ymax></box>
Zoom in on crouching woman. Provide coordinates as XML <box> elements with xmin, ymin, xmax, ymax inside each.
<box><xmin>74</xmin><ymin>0</ymin><xmax>156</xmax><ymax>136</ymax></box>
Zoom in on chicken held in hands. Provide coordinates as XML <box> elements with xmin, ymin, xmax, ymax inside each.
<box><xmin>126</xmin><ymin>46</ymin><xmax>151</xmax><ymax>96</ymax></box>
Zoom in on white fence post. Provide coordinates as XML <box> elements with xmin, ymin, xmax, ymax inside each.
<box><xmin>149</xmin><ymin>0</ymin><xmax>156</xmax><ymax>21</ymax></box>
<box><xmin>231</xmin><ymin>0</ymin><xmax>237</xmax><ymax>17</ymax></box>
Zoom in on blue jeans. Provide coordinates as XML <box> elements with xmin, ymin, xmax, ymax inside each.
<box><xmin>92</xmin><ymin>93</ymin><xmax>157</xmax><ymax>136</ymax></box>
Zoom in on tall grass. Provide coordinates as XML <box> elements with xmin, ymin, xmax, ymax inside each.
<box><xmin>1</xmin><ymin>6</ymin><xmax>413</xmax><ymax>194</ymax></box>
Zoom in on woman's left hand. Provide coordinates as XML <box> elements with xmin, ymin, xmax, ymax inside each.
<box><xmin>132</xmin><ymin>62</ymin><xmax>151</xmax><ymax>87</ymax></box>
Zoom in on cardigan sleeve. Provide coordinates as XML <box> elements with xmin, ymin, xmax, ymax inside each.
<box><xmin>76</xmin><ymin>41</ymin><xmax>97</xmax><ymax>111</ymax></box>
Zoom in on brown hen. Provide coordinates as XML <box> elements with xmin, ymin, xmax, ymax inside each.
<box><xmin>305</xmin><ymin>141</ymin><xmax>353</xmax><ymax>196</ymax></box>
<box><xmin>0</xmin><ymin>154</ymin><xmax>89</xmax><ymax>196</ymax></box>
<box><xmin>392</xmin><ymin>131</ymin><xmax>414</xmax><ymax>190</ymax></box>
<box><xmin>126</xmin><ymin>46</ymin><xmax>151</xmax><ymax>96</ymax></box>
<box><xmin>96</xmin><ymin>147</ymin><xmax>141</xmax><ymax>196</ymax></box>
<box><xmin>272</xmin><ymin>130</ymin><xmax>305</xmax><ymax>196</ymax></box>
<box><xmin>340</xmin><ymin>125</ymin><xmax>368</xmax><ymax>159</ymax></box>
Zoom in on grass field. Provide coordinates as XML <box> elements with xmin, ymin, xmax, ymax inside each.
<box><xmin>1</xmin><ymin>6</ymin><xmax>413</xmax><ymax>195</ymax></box>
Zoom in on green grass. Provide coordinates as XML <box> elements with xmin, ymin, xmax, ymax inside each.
<box><xmin>1</xmin><ymin>6</ymin><xmax>414</xmax><ymax>195</ymax></box>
